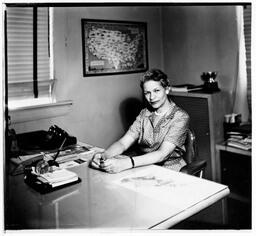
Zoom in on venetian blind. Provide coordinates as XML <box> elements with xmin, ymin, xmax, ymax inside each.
<box><xmin>7</xmin><ymin>7</ymin><xmax>52</xmax><ymax>102</ymax></box>
<box><xmin>243</xmin><ymin>5</ymin><xmax>251</xmax><ymax>119</ymax></box>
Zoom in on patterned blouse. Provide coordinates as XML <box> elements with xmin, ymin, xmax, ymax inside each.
<box><xmin>126</xmin><ymin>100</ymin><xmax>190</xmax><ymax>171</ymax></box>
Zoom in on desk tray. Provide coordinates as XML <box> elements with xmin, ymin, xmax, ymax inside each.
<box><xmin>24</xmin><ymin>173</ymin><xmax>81</xmax><ymax>194</ymax></box>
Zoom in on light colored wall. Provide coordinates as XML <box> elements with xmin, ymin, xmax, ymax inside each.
<box><xmin>162</xmin><ymin>5</ymin><xmax>237</xmax><ymax>109</ymax></box>
<box><xmin>12</xmin><ymin>6</ymin><xmax>163</xmax><ymax>148</ymax></box>
<box><xmin>12</xmin><ymin>6</ymin><xmax>240</xmax><ymax>147</ymax></box>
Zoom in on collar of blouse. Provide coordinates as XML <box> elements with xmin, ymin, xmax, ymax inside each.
<box><xmin>145</xmin><ymin>100</ymin><xmax>175</xmax><ymax>119</ymax></box>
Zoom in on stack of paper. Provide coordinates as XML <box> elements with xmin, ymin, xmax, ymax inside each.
<box><xmin>226</xmin><ymin>136</ymin><xmax>252</xmax><ymax>151</ymax></box>
<box><xmin>170</xmin><ymin>84</ymin><xmax>204</xmax><ymax>92</ymax></box>
<box><xmin>49</xmin><ymin>145</ymin><xmax>94</xmax><ymax>163</ymax></box>
<box><xmin>37</xmin><ymin>169</ymin><xmax>79</xmax><ymax>188</ymax></box>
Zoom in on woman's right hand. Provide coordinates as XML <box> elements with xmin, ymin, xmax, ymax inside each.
<box><xmin>89</xmin><ymin>152</ymin><xmax>105</xmax><ymax>169</ymax></box>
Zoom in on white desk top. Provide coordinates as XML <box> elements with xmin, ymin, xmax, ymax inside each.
<box><xmin>6</xmin><ymin>154</ymin><xmax>229</xmax><ymax>230</ymax></box>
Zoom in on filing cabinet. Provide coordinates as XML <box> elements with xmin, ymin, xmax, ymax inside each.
<box><xmin>169</xmin><ymin>91</ymin><xmax>229</xmax><ymax>181</ymax></box>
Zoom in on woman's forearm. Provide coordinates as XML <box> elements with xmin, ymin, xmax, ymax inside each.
<box><xmin>104</xmin><ymin>133</ymin><xmax>136</xmax><ymax>159</ymax></box>
<box><xmin>132</xmin><ymin>150</ymin><xmax>166</xmax><ymax>168</ymax></box>
<box><xmin>132</xmin><ymin>142</ymin><xmax>176</xmax><ymax>168</ymax></box>
<box><xmin>104</xmin><ymin>141</ymin><xmax>127</xmax><ymax>158</ymax></box>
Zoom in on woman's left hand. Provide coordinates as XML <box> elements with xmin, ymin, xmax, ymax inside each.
<box><xmin>100</xmin><ymin>155</ymin><xmax>131</xmax><ymax>173</ymax></box>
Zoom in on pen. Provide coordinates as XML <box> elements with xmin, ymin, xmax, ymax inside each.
<box><xmin>100</xmin><ymin>155</ymin><xmax>105</xmax><ymax>163</ymax></box>
<box><xmin>53</xmin><ymin>137</ymin><xmax>67</xmax><ymax>161</ymax></box>
<box><xmin>100</xmin><ymin>154</ymin><xmax>106</xmax><ymax>167</ymax></box>
<box><xmin>46</xmin><ymin>137</ymin><xmax>67</xmax><ymax>169</ymax></box>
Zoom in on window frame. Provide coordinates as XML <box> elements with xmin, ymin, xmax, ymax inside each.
<box><xmin>4</xmin><ymin>5</ymin><xmax>72</xmax><ymax>123</ymax></box>
<box><xmin>6</xmin><ymin>6</ymin><xmax>56</xmax><ymax>110</ymax></box>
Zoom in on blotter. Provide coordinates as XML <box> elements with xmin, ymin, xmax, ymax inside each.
<box><xmin>24</xmin><ymin>168</ymin><xmax>81</xmax><ymax>194</ymax></box>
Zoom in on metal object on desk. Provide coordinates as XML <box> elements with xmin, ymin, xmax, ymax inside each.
<box><xmin>201</xmin><ymin>71</ymin><xmax>220</xmax><ymax>92</ymax></box>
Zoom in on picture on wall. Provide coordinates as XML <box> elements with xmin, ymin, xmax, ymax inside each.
<box><xmin>81</xmin><ymin>19</ymin><xmax>148</xmax><ymax>76</ymax></box>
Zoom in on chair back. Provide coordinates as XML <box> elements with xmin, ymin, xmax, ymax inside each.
<box><xmin>182</xmin><ymin>128</ymin><xmax>197</xmax><ymax>164</ymax></box>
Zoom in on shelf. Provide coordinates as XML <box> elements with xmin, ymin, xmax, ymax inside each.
<box><xmin>216</xmin><ymin>143</ymin><xmax>251</xmax><ymax>157</ymax></box>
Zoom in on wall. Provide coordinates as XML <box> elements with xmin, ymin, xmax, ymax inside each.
<box><xmin>162</xmin><ymin>5</ymin><xmax>237</xmax><ymax>111</ymax></box>
<box><xmin>12</xmin><ymin>6</ymin><xmax>163</xmax><ymax>148</ymax></box>
<box><xmin>11</xmin><ymin>5</ymin><xmax>241</xmax><ymax>148</ymax></box>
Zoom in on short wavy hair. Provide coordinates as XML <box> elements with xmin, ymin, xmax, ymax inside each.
<box><xmin>140</xmin><ymin>69</ymin><xmax>170</xmax><ymax>89</ymax></box>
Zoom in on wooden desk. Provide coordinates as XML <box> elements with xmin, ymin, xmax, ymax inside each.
<box><xmin>6</xmin><ymin>152</ymin><xmax>229</xmax><ymax>230</ymax></box>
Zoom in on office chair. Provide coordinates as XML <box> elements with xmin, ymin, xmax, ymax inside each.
<box><xmin>124</xmin><ymin>128</ymin><xmax>206</xmax><ymax>178</ymax></box>
<box><xmin>179</xmin><ymin>128</ymin><xmax>207</xmax><ymax>178</ymax></box>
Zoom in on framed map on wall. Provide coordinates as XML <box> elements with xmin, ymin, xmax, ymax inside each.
<box><xmin>81</xmin><ymin>19</ymin><xmax>148</xmax><ymax>77</ymax></box>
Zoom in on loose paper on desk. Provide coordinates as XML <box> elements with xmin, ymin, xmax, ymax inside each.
<box><xmin>112</xmin><ymin>165</ymin><xmax>226</xmax><ymax>208</ymax></box>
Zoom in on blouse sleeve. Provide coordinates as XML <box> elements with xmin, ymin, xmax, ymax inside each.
<box><xmin>164</xmin><ymin>109</ymin><xmax>190</xmax><ymax>148</ymax></box>
<box><xmin>125</xmin><ymin>109</ymin><xmax>144</xmax><ymax>140</ymax></box>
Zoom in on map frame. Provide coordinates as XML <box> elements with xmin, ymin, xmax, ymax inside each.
<box><xmin>81</xmin><ymin>19</ymin><xmax>148</xmax><ymax>77</ymax></box>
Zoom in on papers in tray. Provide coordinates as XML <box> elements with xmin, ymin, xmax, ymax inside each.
<box><xmin>36</xmin><ymin>169</ymin><xmax>79</xmax><ymax>188</ymax></box>
<box><xmin>24</xmin><ymin>168</ymin><xmax>81</xmax><ymax>193</ymax></box>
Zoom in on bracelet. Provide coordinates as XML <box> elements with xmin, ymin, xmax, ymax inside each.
<box><xmin>129</xmin><ymin>156</ymin><xmax>135</xmax><ymax>168</ymax></box>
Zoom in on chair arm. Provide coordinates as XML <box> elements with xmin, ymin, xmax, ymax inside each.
<box><xmin>180</xmin><ymin>160</ymin><xmax>207</xmax><ymax>176</ymax></box>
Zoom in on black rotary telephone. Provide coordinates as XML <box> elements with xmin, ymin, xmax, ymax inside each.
<box><xmin>9</xmin><ymin>125</ymin><xmax>77</xmax><ymax>176</ymax></box>
<box><xmin>43</xmin><ymin>125</ymin><xmax>76</xmax><ymax>150</ymax></box>
<box><xmin>16</xmin><ymin>125</ymin><xmax>77</xmax><ymax>152</ymax></box>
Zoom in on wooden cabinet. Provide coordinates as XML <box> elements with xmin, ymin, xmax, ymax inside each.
<box><xmin>216</xmin><ymin>144</ymin><xmax>251</xmax><ymax>229</ymax></box>
<box><xmin>168</xmin><ymin>91</ymin><xmax>229</xmax><ymax>181</ymax></box>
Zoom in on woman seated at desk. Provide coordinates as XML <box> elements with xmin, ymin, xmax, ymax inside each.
<box><xmin>90</xmin><ymin>69</ymin><xmax>190</xmax><ymax>173</ymax></box>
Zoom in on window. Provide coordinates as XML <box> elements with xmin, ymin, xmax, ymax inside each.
<box><xmin>243</xmin><ymin>5</ymin><xmax>251</xmax><ymax>120</ymax></box>
<box><xmin>6</xmin><ymin>7</ymin><xmax>54</xmax><ymax>109</ymax></box>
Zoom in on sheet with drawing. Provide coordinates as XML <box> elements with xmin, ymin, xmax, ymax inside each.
<box><xmin>112</xmin><ymin>165</ymin><xmax>228</xmax><ymax>209</ymax></box>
